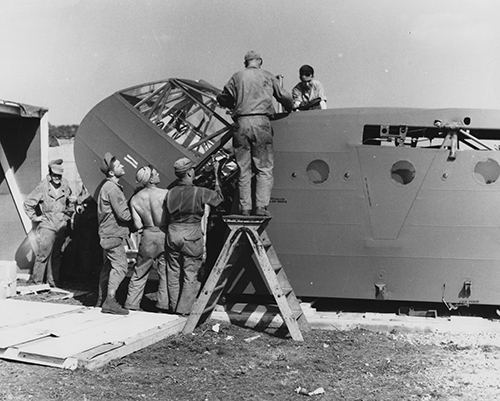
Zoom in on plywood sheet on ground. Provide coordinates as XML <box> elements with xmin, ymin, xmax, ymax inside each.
<box><xmin>0</xmin><ymin>299</ymin><xmax>185</xmax><ymax>370</ymax></box>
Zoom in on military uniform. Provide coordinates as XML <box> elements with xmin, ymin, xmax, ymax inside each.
<box><xmin>165</xmin><ymin>159</ymin><xmax>223</xmax><ymax>314</ymax></box>
<box><xmin>218</xmin><ymin>50</ymin><xmax>293</xmax><ymax>214</ymax></box>
<box><xmin>97</xmin><ymin>178</ymin><xmax>132</xmax><ymax>306</ymax></box>
<box><xmin>24</xmin><ymin>162</ymin><xmax>73</xmax><ymax>286</ymax></box>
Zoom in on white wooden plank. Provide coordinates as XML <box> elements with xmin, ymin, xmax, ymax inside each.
<box><xmin>0</xmin><ymin>347</ymin><xmax>78</xmax><ymax>370</ymax></box>
<box><xmin>0</xmin><ymin>141</ymin><xmax>33</xmax><ymax>234</ymax></box>
<box><xmin>16</xmin><ymin>284</ymin><xmax>50</xmax><ymax>295</ymax></box>
<box><xmin>40</xmin><ymin>112</ymin><xmax>49</xmax><ymax>178</ymax></box>
<box><xmin>79</xmin><ymin>318</ymin><xmax>186</xmax><ymax>370</ymax></box>
<box><xmin>0</xmin><ymin>308</ymin><xmax>124</xmax><ymax>348</ymax></box>
<box><xmin>0</xmin><ymin>300</ymin><xmax>84</xmax><ymax>328</ymax></box>
<box><xmin>18</xmin><ymin>311</ymin><xmax>180</xmax><ymax>358</ymax></box>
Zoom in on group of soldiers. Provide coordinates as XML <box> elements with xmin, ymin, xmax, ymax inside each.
<box><xmin>95</xmin><ymin>154</ymin><xmax>223</xmax><ymax>315</ymax></box>
<box><xmin>23</xmin><ymin>50</ymin><xmax>327</xmax><ymax>315</ymax></box>
<box><xmin>24</xmin><ymin>155</ymin><xmax>222</xmax><ymax>316</ymax></box>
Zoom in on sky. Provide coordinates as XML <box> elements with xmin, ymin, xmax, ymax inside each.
<box><xmin>1</xmin><ymin>0</ymin><xmax>500</xmax><ymax>124</ymax></box>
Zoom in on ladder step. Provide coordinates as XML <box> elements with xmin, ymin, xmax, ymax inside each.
<box><xmin>269</xmin><ymin>260</ymin><xmax>282</xmax><ymax>270</ymax></box>
<box><xmin>261</xmin><ymin>238</ymin><xmax>272</xmax><ymax>248</ymax></box>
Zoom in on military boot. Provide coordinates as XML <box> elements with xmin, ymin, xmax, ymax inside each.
<box><xmin>255</xmin><ymin>207</ymin><xmax>271</xmax><ymax>217</ymax></box>
<box><xmin>101</xmin><ymin>297</ymin><xmax>129</xmax><ymax>315</ymax></box>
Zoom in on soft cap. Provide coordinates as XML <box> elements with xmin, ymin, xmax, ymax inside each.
<box><xmin>173</xmin><ymin>157</ymin><xmax>194</xmax><ymax>175</ymax></box>
<box><xmin>100</xmin><ymin>152</ymin><xmax>116</xmax><ymax>174</ymax></box>
<box><xmin>244</xmin><ymin>50</ymin><xmax>262</xmax><ymax>62</ymax></box>
<box><xmin>49</xmin><ymin>159</ymin><xmax>64</xmax><ymax>175</ymax></box>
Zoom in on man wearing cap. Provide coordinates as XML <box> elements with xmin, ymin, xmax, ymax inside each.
<box><xmin>24</xmin><ymin>159</ymin><xmax>74</xmax><ymax>286</ymax></box>
<box><xmin>165</xmin><ymin>157</ymin><xmax>223</xmax><ymax>315</ymax></box>
<box><xmin>124</xmin><ymin>165</ymin><xmax>169</xmax><ymax>311</ymax></box>
<box><xmin>292</xmin><ymin>64</ymin><xmax>327</xmax><ymax>111</ymax></box>
<box><xmin>97</xmin><ymin>152</ymin><xmax>132</xmax><ymax>315</ymax></box>
<box><xmin>217</xmin><ymin>50</ymin><xmax>293</xmax><ymax>216</ymax></box>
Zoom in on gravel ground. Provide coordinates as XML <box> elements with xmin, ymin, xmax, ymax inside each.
<box><xmin>1</xmin><ymin>314</ymin><xmax>499</xmax><ymax>401</ymax></box>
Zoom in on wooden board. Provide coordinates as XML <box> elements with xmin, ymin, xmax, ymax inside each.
<box><xmin>0</xmin><ymin>299</ymin><xmax>185</xmax><ymax>370</ymax></box>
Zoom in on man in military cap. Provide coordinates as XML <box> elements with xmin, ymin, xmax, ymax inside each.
<box><xmin>97</xmin><ymin>152</ymin><xmax>132</xmax><ymax>315</ymax></box>
<box><xmin>124</xmin><ymin>165</ymin><xmax>169</xmax><ymax>311</ymax></box>
<box><xmin>164</xmin><ymin>157</ymin><xmax>223</xmax><ymax>315</ymax></box>
<box><xmin>24</xmin><ymin>159</ymin><xmax>74</xmax><ymax>286</ymax></box>
<box><xmin>217</xmin><ymin>50</ymin><xmax>293</xmax><ymax>216</ymax></box>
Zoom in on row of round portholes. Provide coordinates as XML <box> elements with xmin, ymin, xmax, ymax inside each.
<box><xmin>304</xmin><ymin>159</ymin><xmax>500</xmax><ymax>185</ymax></box>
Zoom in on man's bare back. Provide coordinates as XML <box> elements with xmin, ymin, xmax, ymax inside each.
<box><xmin>130</xmin><ymin>186</ymin><xmax>168</xmax><ymax>229</ymax></box>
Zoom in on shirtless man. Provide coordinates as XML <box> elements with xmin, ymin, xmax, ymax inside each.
<box><xmin>124</xmin><ymin>166</ymin><xmax>169</xmax><ymax>311</ymax></box>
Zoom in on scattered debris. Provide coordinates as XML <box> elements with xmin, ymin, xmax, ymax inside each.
<box><xmin>295</xmin><ymin>386</ymin><xmax>325</xmax><ymax>396</ymax></box>
<box><xmin>309</xmin><ymin>387</ymin><xmax>325</xmax><ymax>396</ymax></box>
<box><xmin>16</xmin><ymin>283</ymin><xmax>50</xmax><ymax>295</ymax></box>
<box><xmin>295</xmin><ymin>386</ymin><xmax>309</xmax><ymax>395</ymax></box>
<box><xmin>225</xmin><ymin>335</ymin><xmax>234</xmax><ymax>341</ymax></box>
<box><xmin>244</xmin><ymin>334</ymin><xmax>261</xmax><ymax>343</ymax></box>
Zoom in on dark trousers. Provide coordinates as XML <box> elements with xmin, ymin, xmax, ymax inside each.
<box><xmin>31</xmin><ymin>226</ymin><xmax>66</xmax><ymax>285</ymax></box>
<box><xmin>166</xmin><ymin>223</ymin><xmax>204</xmax><ymax>314</ymax></box>
<box><xmin>125</xmin><ymin>227</ymin><xmax>168</xmax><ymax>310</ymax></box>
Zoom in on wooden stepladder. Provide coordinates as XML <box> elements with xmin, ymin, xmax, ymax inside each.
<box><xmin>182</xmin><ymin>215</ymin><xmax>310</xmax><ymax>341</ymax></box>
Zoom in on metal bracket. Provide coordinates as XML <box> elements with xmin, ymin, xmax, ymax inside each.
<box><xmin>442</xmin><ymin>283</ymin><xmax>472</xmax><ymax>310</ymax></box>
<box><xmin>375</xmin><ymin>283</ymin><xmax>386</xmax><ymax>300</ymax></box>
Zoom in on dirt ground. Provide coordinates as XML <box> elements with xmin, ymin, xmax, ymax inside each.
<box><xmin>2</xmin><ymin>287</ymin><xmax>500</xmax><ymax>401</ymax></box>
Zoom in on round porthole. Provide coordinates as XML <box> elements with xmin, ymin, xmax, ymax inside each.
<box><xmin>391</xmin><ymin>160</ymin><xmax>415</xmax><ymax>185</ymax></box>
<box><xmin>306</xmin><ymin>160</ymin><xmax>329</xmax><ymax>184</ymax></box>
<box><xmin>474</xmin><ymin>158</ymin><xmax>500</xmax><ymax>184</ymax></box>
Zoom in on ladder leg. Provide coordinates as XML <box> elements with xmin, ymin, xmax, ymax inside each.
<box><xmin>183</xmin><ymin>230</ymin><xmax>243</xmax><ymax>334</ymax></box>
<box><xmin>246</xmin><ymin>235</ymin><xmax>306</xmax><ymax>341</ymax></box>
<box><xmin>255</xmin><ymin>231</ymin><xmax>310</xmax><ymax>332</ymax></box>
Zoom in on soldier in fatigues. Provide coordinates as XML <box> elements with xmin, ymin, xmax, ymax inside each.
<box><xmin>217</xmin><ymin>50</ymin><xmax>293</xmax><ymax>216</ymax></box>
<box><xmin>97</xmin><ymin>152</ymin><xmax>132</xmax><ymax>315</ymax></box>
<box><xmin>165</xmin><ymin>158</ymin><xmax>223</xmax><ymax>315</ymax></box>
<box><xmin>24</xmin><ymin>159</ymin><xmax>74</xmax><ymax>287</ymax></box>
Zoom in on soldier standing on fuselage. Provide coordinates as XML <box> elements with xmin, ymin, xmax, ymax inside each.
<box><xmin>217</xmin><ymin>50</ymin><xmax>293</xmax><ymax>216</ymax></box>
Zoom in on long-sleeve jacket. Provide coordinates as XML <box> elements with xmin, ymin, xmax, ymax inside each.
<box><xmin>24</xmin><ymin>176</ymin><xmax>73</xmax><ymax>231</ymax></box>
<box><xmin>217</xmin><ymin>66</ymin><xmax>293</xmax><ymax>117</ymax></box>
<box><xmin>165</xmin><ymin>183</ymin><xmax>223</xmax><ymax>224</ymax></box>
<box><xmin>97</xmin><ymin>179</ymin><xmax>131</xmax><ymax>240</ymax></box>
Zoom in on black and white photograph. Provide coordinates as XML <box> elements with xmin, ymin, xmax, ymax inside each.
<box><xmin>1</xmin><ymin>1</ymin><xmax>500</xmax><ymax>400</ymax></box>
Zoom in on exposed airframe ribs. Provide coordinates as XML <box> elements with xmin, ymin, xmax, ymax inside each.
<box><xmin>118</xmin><ymin>78</ymin><xmax>234</xmax><ymax>162</ymax></box>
